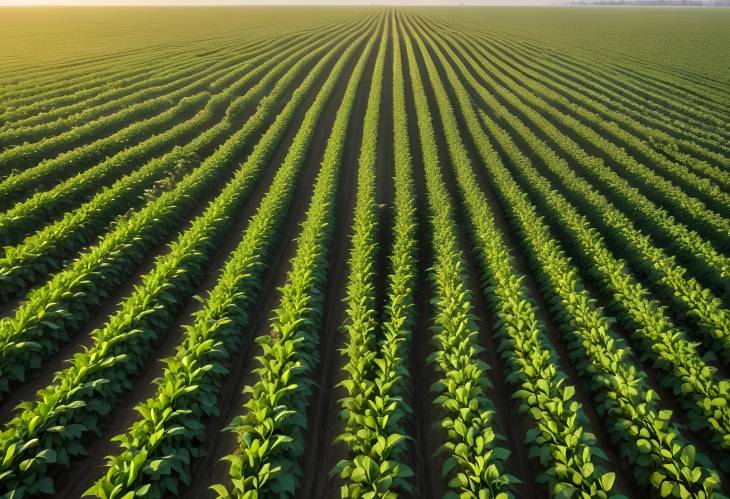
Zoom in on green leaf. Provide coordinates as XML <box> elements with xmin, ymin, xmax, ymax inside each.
<box><xmin>37</xmin><ymin>477</ymin><xmax>54</xmax><ymax>495</ymax></box>
<box><xmin>599</xmin><ymin>472</ymin><xmax>615</xmax><ymax>491</ymax></box>
<box><xmin>351</xmin><ymin>466</ymin><xmax>367</xmax><ymax>483</ymax></box>
<box><xmin>210</xmin><ymin>484</ymin><xmax>230</xmax><ymax>498</ymax></box>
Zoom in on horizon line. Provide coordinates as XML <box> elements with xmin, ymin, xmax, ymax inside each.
<box><xmin>0</xmin><ymin>1</ymin><xmax>722</xmax><ymax>5</ymax></box>
<box><xmin>0</xmin><ymin>1</ymin><xmax>568</xmax><ymax>6</ymax></box>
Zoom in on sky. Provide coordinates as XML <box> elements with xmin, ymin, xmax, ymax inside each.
<box><xmin>0</xmin><ymin>0</ymin><xmax>562</xmax><ymax>5</ymax></box>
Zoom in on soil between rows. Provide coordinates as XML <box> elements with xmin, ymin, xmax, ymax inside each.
<box><xmin>46</xmin><ymin>31</ymin><xmax>355</xmax><ymax>499</ymax></box>
<box><xmin>406</xmin><ymin>19</ymin><xmax>541</xmax><ymax>496</ymax></box>
<box><xmin>0</xmin><ymin>33</ymin><xmax>327</xmax><ymax>425</ymax></box>
<box><xmin>373</xmin><ymin>19</ymin><xmax>396</xmax><ymax>352</ymax></box>
<box><xmin>179</xmin><ymin>24</ymin><xmax>374</xmax><ymax>499</ymax></box>
<box><xmin>297</xmin><ymin>20</ymin><xmax>382</xmax><ymax>499</ymax></box>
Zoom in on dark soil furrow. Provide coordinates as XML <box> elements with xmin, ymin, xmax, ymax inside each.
<box><xmin>297</xmin><ymin>23</ymin><xmax>381</xmax><ymax>499</ymax></box>
<box><xmin>47</xmin><ymin>32</ymin><xmax>357</xmax><ymax>499</ymax></box>
<box><xmin>398</xmin><ymin>21</ymin><xmax>443</xmax><ymax>498</ymax></box>
<box><xmin>176</xmin><ymin>26</ymin><xmax>374</xmax><ymax>499</ymax></box>
<box><xmin>406</xmin><ymin>19</ymin><xmax>538</xmax><ymax>496</ymax></box>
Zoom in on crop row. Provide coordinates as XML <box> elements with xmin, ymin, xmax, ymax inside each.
<box><xmin>0</xmin><ymin>21</ymin><xmax>356</xmax><ymax>302</ymax></box>
<box><xmin>400</xmin><ymin>14</ymin><xmax>514</xmax><ymax>498</ymax></box>
<box><xmin>0</xmin><ymin>17</ymin><xmax>373</xmax><ymax>400</ymax></box>
<box><xmin>211</xmin><ymin>19</ymin><xmax>380</xmax><ymax>498</ymax></box>
<box><xmin>0</xmin><ymin>17</ymin><xmax>377</xmax><ymax>499</ymax></box>
<box><xmin>339</xmin><ymin>14</ymin><xmax>418</xmax><ymax>495</ymax></box>
<box><xmin>478</xmin><ymin>31</ymin><xmax>730</xmax><ymax>176</ymax></box>
<box><xmin>0</xmin><ymin>37</ymin><xmax>285</xmax><ymax>185</ymax></box>
<box><xmin>87</xmin><ymin>19</ymin><xmax>377</xmax><ymax>499</ymax></box>
<box><xmin>334</xmin><ymin>17</ymin><xmax>417</xmax><ymax>498</ymax></box>
<box><xmin>456</xmin><ymin>35</ymin><xmax>730</xmax><ymax>251</ymax></box>
<box><xmin>406</xmin><ymin>15</ymin><xmax>618</xmax><ymax>498</ymax></box>
<box><xmin>0</xmin><ymin>33</ymin><xmax>269</xmax><ymax>126</ymax></box>
<box><xmin>442</xmin><ymin>27</ymin><xmax>730</xmax><ymax>298</ymax></box>
<box><xmin>406</xmin><ymin>15</ymin><xmax>722</xmax><ymax>496</ymax></box>
<box><xmin>416</xmin><ymin>21</ymin><xmax>730</xmax><ymax>364</ymax></box>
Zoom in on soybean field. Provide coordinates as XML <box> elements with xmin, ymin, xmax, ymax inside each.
<box><xmin>0</xmin><ymin>6</ymin><xmax>729</xmax><ymax>499</ymax></box>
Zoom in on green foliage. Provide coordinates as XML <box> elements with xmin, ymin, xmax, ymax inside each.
<box><xmin>0</xmin><ymin>7</ymin><xmax>727</xmax><ymax>499</ymax></box>
<box><xmin>213</xmin><ymin>19</ymin><xmax>380</xmax><ymax>499</ymax></box>
<box><xmin>431</xmin><ymin>24</ymin><xmax>730</xmax><ymax>458</ymax></box>
<box><xmin>0</xmin><ymin>20</ymin><xmax>367</xmax><ymax>499</ymax></box>
<box><xmin>87</xmin><ymin>19</ymin><xmax>377</xmax><ymax>499</ymax></box>
<box><xmin>335</xmin><ymin>16</ymin><xmax>418</xmax><ymax>498</ymax></box>
<box><xmin>400</xmin><ymin>13</ymin><xmax>513</xmax><ymax>498</ymax></box>
<box><xmin>410</xmin><ymin>17</ymin><xmax>724</xmax><ymax>497</ymax></box>
<box><xmin>0</xmin><ymin>22</ymin><xmax>365</xmax><ymax>405</ymax></box>
<box><xmin>0</xmin><ymin>30</ymin><xmax>325</xmax><ymax>250</ymax></box>
<box><xmin>404</xmin><ymin>15</ymin><xmax>618</xmax><ymax>498</ymax></box>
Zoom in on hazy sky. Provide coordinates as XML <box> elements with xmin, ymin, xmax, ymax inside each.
<box><xmin>0</xmin><ymin>0</ymin><xmax>561</xmax><ymax>5</ymax></box>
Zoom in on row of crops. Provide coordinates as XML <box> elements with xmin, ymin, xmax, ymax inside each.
<box><xmin>0</xmin><ymin>7</ymin><xmax>727</xmax><ymax>499</ymax></box>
